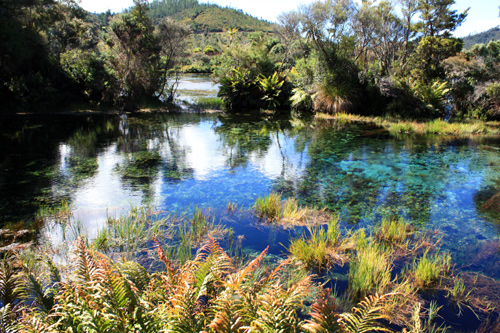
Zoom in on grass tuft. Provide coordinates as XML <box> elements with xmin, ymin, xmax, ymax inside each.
<box><xmin>317</xmin><ymin>112</ymin><xmax>500</xmax><ymax>136</ymax></box>
<box><xmin>375</xmin><ymin>217</ymin><xmax>412</xmax><ymax>246</ymax></box>
<box><xmin>194</xmin><ymin>97</ymin><xmax>224</xmax><ymax>110</ymax></box>
<box><xmin>254</xmin><ymin>192</ymin><xmax>283</xmax><ymax>221</ymax></box>
<box><xmin>348</xmin><ymin>240</ymin><xmax>393</xmax><ymax>300</ymax></box>
<box><xmin>288</xmin><ymin>214</ymin><xmax>345</xmax><ymax>270</ymax></box>
<box><xmin>254</xmin><ymin>193</ymin><xmax>328</xmax><ymax>226</ymax></box>
<box><xmin>411</xmin><ymin>249</ymin><xmax>451</xmax><ymax>289</ymax></box>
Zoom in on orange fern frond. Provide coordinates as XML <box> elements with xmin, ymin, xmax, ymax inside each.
<box><xmin>154</xmin><ymin>237</ymin><xmax>174</xmax><ymax>278</ymax></box>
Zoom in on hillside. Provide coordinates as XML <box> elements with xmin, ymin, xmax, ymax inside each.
<box><xmin>463</xmin><ymin>26</ymin><xmax>500</xmax><ymax>49</ymax></box>
<box><xmin>148</xmin><ymin>0</ymin><xmax>274</xmax><ymax>33</ymax></box>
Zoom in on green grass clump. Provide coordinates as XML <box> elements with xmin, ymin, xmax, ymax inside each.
<box><xmin>194</xmin><ymin>97</ymin><xmax>224</xmax><ymax>110</ymax></box>
<box><xmin>389</xmin><ymin>122</ymin><xmax>417</xmax><ymax>134</ymax></box>
<box><xmin>254</xmin><ymin>192</ymin><xmax>283</xmax><ymax>221</ymax></box>
<box><xmin>348</xmin><ymin>240</ymin><xmax>393</xmax><ymax>300</ymax></box>
<box><xmin>412</xmin><ymin>249</ymin><xmax>451</xmax><ymax>289</ymax></box>
<box><xmin>319</xmin><ymin>112</ymin><xmax>500</xmax><ymax>136</ymax></box>
<box><xmin>254</xmin><ymin>193</ymin><xmax>326</xmax><ymax>225</ymax></box>
<box><xmin>288</xmin><ymin>216</ymin><xmax>342</xmax><ymax>270</ymax></box>
<box><xmin>375</xmin><ymin>217</ymin><xmax>412</xmax><ymax>246</ymax></box>
<box><xmin>289</xmin><ymin>227</ymin><xmax>331</xmax><ymax>270</ymax></box>
<box><xmin>92</xmin><ymin>206</ymin><xmax>169</xmax><ymax>254</ymax></box>
<box><xmin>36</xmin><ymin>201</ymin><xmax>73</xmax><ymax>225</ymax></box>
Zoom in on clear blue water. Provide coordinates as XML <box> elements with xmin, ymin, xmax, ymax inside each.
<box><xmin>2</xmin><ymin>110</ymin><xmax>500</xmax><ymax>279</ymax></box>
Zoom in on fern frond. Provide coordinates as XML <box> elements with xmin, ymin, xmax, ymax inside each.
<box><xmin>283</xmin><ymin>275</ymin><xmax>314</xmax><ymax>308</ymax></box>
<box><xmin>253</xmin><ymin>257</ymin><xmax>290</xmax><ymax>294</ymax></box>
<box><xmin>165</xmin><ymin>283</ymin><xmax>206</xmax><ymax>333</ymax></box>
<box><xmin>303</xmin><ymin>288</ymin><xmax>340</xmax><ymax>333</ymax></box>
<box><xmin>45</xmin><ymin>256</ymin><xmax>61</xmax><ymax>284</ymax></box>
<box><xmin>0</xmin><ymin>256</ymin><xmax>25</xmax><ymax>306</ymax></box>
<box><xmin>133</xmin><ymin>304</ymin><xmax>162</xmax><ymax>333</ymax></box>
<box><xmin>0</xmin><ymin>304</ymin><xmax>20</xmax><ymax>333</ymax></box>
<box><xmin>19</xmin><ymin>313</ymin><xmax>56</xmax><ymax>333</ymax></box>
<box><xmin>120</xmin><ymin>261</ymin><xmax>151</xmax><ymax>293</ymax></box>
<box><xmin>25</xmin><ymin>270</ymin><xmax>55</xmax><ymax>314</ymax></box>
<box><xmin>208</xmin><ymin>290</ymin><xmax>244</xmax><ymax>333</ymax></box>
<box><xmin>74</xmin><ymin>237</ymin><xmax>101</xmax><ymax>282</ymax></box>
<box><xmin>154</xmin><ymin>237</ymin><xmax>175</xmax><ymax>278</ymax></box>
<box><xmin>227</xmin><ymin>246</ymin><xmax>268</xmax><ymax>289</ymax></box>
<box><xmin>253</xmin><ymin>285</ymin><xmax>301</xmax><ymax>333</ymax></box>
<box><xmin>193</xmin><ymin>238</ymin><xmax>233</xmax><ymax>299</ymax></box>
<box><xmin>339</xmin><ymin>293</ymin><xmax>393</xmax><ymax>333</ymax></box>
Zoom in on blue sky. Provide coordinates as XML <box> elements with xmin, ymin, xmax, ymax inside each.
<box><xmin>78</xmin><ymin>0</ymin><xmax>499</xmax><ymax>37</ymax></box>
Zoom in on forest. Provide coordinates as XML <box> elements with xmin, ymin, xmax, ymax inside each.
<box><xmin>1</xmin><ymin>0</ymin><xmax>499</xmax><ymax>120</ymax></box>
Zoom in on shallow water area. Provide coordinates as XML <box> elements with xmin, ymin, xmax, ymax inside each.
<box><xmin>2</xmin><ymin>110</ymin><xmax>500</xmax><ymax>281</ymax></box>
<box><xmin>3</xmin><ymin>74</ymin><xmax>500</xmax><ymax>290</ymax></box>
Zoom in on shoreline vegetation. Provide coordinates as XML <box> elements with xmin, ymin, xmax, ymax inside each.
<box><xmin>2</xmin><ymin>194</ymin><xmax>500</xmax><ymax>331</ymax></box>
<box><xmin>2</xmin><ymin>0</ymin><xmax>500</xmax><ymax>122</ymax></box>
<box><xmin>317</xmin><ymin>112</ymin><xmax>500</xmax><ymax>136</ymax></box>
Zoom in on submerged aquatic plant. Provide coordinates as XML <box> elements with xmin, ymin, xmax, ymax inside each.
<box><xmin>115</xmin><ymin>151</ymin><xmax>162</xmax><ymax>179</ymax></box>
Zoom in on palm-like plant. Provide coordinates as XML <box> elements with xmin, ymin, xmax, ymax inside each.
<box><xmin>259</xmin><ymin>72</ymin><xmax>284</xmax><ymax>110</ymax></box>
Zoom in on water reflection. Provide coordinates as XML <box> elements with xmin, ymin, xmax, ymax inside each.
<box><xmin>2</xmin><ymin>112</ymin><xmax>500</xmax><ymax>277</ymax></box>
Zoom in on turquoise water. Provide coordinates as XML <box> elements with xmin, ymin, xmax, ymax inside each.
<box><xmin>2</xmin><ymin>111</ymin><xmax>500</xmax><ymax>279</ymax></box>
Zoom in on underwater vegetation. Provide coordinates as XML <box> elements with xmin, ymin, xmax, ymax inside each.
<box><xmin>115</xmin><ymin>151</ymin><xmax>162</xmax><ymax>179</ymax></box>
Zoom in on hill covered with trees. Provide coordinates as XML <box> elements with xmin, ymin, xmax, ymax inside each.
<box><xmin>148</xmin><ymin>0</ymin><xmax>274</xmax><ymax>33</ymax></box>
<box><xmin>463</xmin><ymin>26</ymin><xmax>500</xmax><ymax>49</ymax></box>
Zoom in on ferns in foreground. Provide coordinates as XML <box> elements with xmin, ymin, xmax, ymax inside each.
<box><xmin>2</xmin><ymin>236</ymin><xmax>396</xmax><ymax>333</ymax></box>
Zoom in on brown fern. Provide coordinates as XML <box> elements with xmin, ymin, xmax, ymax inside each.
<box><xmin>303</xmin><ymin>288</ymin><xmax>340</xmax><ymax>333</ymax></box>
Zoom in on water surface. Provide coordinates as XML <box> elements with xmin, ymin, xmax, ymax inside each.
<box><xmin>2</xmin><ymin>74</ymin><xmax>500</xmax><ymax>280</ymax></box>
<box><xmin>2</xmin><ymin>110</ymin><xmax>500</xmax><ymax>278</ymax></box>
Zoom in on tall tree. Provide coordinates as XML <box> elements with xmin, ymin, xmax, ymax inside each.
<box><xmin>399</xmin><ymin>0</ymin><xmax>419</xmax><ymax>74</ymax></box>
<box><xmin>109</xmin><ymin>0</ymin><xmax>161</xmax><ymax>109</ymax></box>
<box><xmin>156</xmin><ymin>18</ymin><xmax>191</xmax><ymax>100</ymax></box>
<box><xmin>417</xmin><ymin>0</ymin><xmax>468</xmax><ymax>38</ymax></box>
<box><xmin>276</xmin><ymin>11</ymin><xmax>301</xmax><ymax>73</ymax></box>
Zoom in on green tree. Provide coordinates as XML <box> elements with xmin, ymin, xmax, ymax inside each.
<box><xmin>0</xmin><ymin>0</ymin><xmax>74</xmax><ymax>112</ymax></box>
<box><xmin>108</xmin><ymin>0</ymin><xmax>162</xmax><ymax>109</ymax></box>
<box><xmin>416</xmin><ymin>0</ymin><xmax>468</xmax><ymax>38</ymax></box>
<box><xmin>156</xmin><ymin>18</ymin><xmax>191</xmax><ymax>101</ymax></box>
<box><xmin>398</xmin><ymin>0</ymin><xmax>419</xmax><ymax>74</ymax></box>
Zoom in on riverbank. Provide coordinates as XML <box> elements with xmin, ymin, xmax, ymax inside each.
<box><xmin>317</xmin><ymin>112</ymin><xmax>500</xmax><ymax>136</ymax></box>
